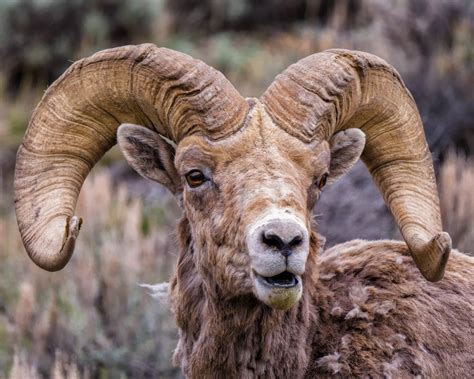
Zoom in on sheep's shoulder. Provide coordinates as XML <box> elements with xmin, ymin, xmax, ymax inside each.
<box><xmin>308</xmin><ymin>240</ymin><xmax>474</xmax><ymax>378</ymax></box>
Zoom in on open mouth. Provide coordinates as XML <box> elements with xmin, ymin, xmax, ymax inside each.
<box><xmin>259</xmin><ymin>271</ymin><xmax>299</xmax><ymax>288</ymax></box>
<box><xmin>252</xmin><ymin>270</ymin><xmax>303</xmax><ymax>310</ymax></box>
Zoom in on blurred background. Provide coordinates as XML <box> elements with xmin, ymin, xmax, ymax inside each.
<box><xmin>0</xmin><ymin>0</ymin><xmax>472</xmax><ymax>377</ymax></box>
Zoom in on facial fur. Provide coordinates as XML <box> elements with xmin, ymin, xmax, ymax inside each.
<box><xmin>118</xmin><ymin>99</ymin><xmax>363</xmax><ymax>310</ymax></box>
<box><xmin>173</xmin><ymin>100</ymin><xmax>331</xmax><ymax>306</ymax></box>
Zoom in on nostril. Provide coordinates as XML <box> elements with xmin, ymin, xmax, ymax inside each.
<box><xmin>289</xmin><ymin>235</ymin><xmax>303</xmax><ymax>248</ymax></box>
<box><xmin>261</xmin><ymin>230</ymin><xmax>304</xmax><ymax>254</ymax></box>
<box><xmin>262</xmin><ymin>232</ymin><xmax>285</xmax><ymax>250</ymax></box>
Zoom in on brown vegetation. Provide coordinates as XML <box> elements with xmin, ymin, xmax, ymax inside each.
<box><xmin>1</xmin><ymin>171</ymin><xmax>181</xmax><ymax>377</ymax></box>
<box><xmin>440</xmin><ymin>151</ymin><xmax>474</xmax><ymax>255</ymax></box>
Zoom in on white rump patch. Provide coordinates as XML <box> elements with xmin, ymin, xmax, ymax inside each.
<box><xmin>139</xmin><ymin>282</ymin><xmax>170</xmax><ymax>305</ymax></box>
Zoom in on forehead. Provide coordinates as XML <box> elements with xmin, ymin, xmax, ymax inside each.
<box><xmin>176</xmin><ymin>101</ymin><xmax>330</xmax><ymax>176</ymax></box>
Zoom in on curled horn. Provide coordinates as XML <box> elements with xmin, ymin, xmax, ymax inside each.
<box><xmin>14</xmin><ymin>44</ymin><xmax>248</xmax><ymax>271</ymax></box>
<box><xmin>262</xmin><ymin>49</ymin><xmax>451</xmax><ymax>281</ymax></box>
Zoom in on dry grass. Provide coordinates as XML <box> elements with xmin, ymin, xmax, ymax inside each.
<box><xmin>0</xmin><ymin>170</ymin><xmax>182</xmax><ymax>378</ymax></box>
<box><xmin>9</xmin><ymin>350</ymin><xmax>86</xmax><ymax>379</ymax></box>
<box><xmin>439</xmin><ymin>151</ymin><xmax>474</xmax><ymax>255</ymax></box>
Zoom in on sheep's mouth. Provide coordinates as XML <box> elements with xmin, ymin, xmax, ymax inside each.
<box><xmin>252</xmin><ymin>270</ymin><xmax>303</xmax><ymax>310</ymax></box>
<box><xmin>254</xmin><ymin>271</ymin><xmax>300</xmax><ymax>289</ymax></box>
<box><xmin>262</xmin><ymin>271</ymin><xmax>298</xmax><ymax>288</ymax></box>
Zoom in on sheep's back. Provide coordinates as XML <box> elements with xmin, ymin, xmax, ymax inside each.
<box><xmin>309</xmin><ymin>240</ymin><xmax>474</xmax><ymax>378</ymax></box>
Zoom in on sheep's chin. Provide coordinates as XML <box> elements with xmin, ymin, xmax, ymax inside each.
<box><xmin>252</xmin><ymin>272</ymin><xmax>303</xmax><ymax>310</ymax></box>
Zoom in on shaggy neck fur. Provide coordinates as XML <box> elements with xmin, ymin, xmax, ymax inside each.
<box><xmin>170</xmin><ymin>217</ymin><xmax>323</xmax><ymax>378</ymax></box>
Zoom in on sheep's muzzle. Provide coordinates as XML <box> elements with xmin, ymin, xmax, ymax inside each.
<box><xmin>246</xmin><ymin>210</ymin><xmax>309</xmax><ymax>310</ymax></box>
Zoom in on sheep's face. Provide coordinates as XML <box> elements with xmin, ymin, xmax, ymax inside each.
<box><xmin>118</xmin><ymin>100</ymin><xmax>365</xmax><ymax>310</ymax></box>
<box><xmin>174</xmin><ymin>108</ymin><xmax>329</xmax><ymax>309</ymax></box>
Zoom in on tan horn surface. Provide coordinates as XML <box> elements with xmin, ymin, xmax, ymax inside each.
<box><xmin>262</xmin><ymin>49</ymin><xmax>451</xmax><ymax>281</ymax></box>
<box><xmin>14</xmin><ymin>44</ymin><xmax>248</xmax><ymax>271</ymax></box>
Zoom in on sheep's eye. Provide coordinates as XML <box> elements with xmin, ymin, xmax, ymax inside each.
<box><xmin>315</xmin><ymin>172</ymin><xmax>329</xmax><ymax>189</ymax></box>
<box><xmin>185</xmin><ymin>169</ymin><xmax>208</xmax><ymax>188</ymax></box>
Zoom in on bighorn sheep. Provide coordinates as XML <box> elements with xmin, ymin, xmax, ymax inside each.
<box><xmin>14</xmin><ymin>44</ymin><xmax>474</xmax><ymax>377</ymax></box>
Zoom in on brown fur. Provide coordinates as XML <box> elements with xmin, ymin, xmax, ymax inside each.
<box><xmin>171</xmin><ymin>222</ymin><xmax>474</xmax><ymax>378</ymax></box>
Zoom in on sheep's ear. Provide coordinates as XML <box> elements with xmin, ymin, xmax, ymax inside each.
<box><xmin>117</xmin><ymin>124</ymin><xmax>181</xmax><ymax>195</ymax></box>
<box><xmin>328</xmin><ymin>129</ymin><xmax>366</xmax><ymax>183</ymax></box>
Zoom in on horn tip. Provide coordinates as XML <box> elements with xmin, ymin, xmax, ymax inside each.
<box><xmin>67</xmin><ymin>215</ymin><xmax>82</xmax><ymax>240</ymax></box>
<box><xmin>416</xmin><ymin>232</ymin><xmax>452</xmax><ymax>282</ymax></box>
<box><xmin>28</xmin><ymin>215</ymin><xmax>82</xmax><ymax>272</ymax></box>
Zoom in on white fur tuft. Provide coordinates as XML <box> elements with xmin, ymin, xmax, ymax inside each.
<box><xmin>139</xmin><ymin>282</ymin><xmax>170</xmax><ymax>305</ymax></box>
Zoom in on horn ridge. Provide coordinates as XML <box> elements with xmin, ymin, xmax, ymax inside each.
<box><xmin>14</xmin><ymin>44</ymin><xmax>248</xmax><ymax>271</ymax></box>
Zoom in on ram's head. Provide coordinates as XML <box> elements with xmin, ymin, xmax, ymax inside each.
<box><xmin>14</xmin><ymin>45</ymin><xmax>451</xmax><ymax>311</ymax></box>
